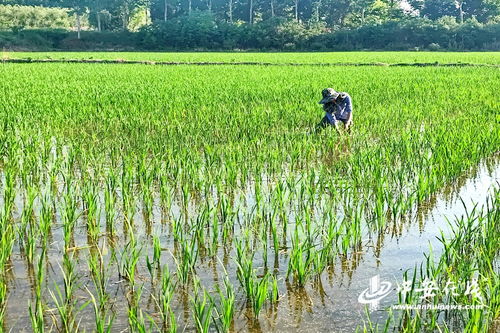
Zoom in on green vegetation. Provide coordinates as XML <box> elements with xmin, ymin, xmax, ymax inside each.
<box><xmin>1</xmin><ymin>0</ymin><xmax>500</xmax><ymax>50</ymax></box>
<box><xmin>0</xmin><ymin>4</ymin><xmax>74</xmax><ymax>30</ymax></box>
<box><xmin>0</xmin><ymin>5</ymin><xmax>74</xmax><ymax>30</ymax></box>
<box><xmin>0</xmin><ymin>54</ymin><xmax>498</xmax><ymax>331</ymax></box>
<box><xmin>5</xmin><ymin>51</ymin><xmax>500</xmax><ymax>64</ymax></box>
<box><xmin>362</xmin><ymin>187</ymin><xmax>500</xmax><ymax>332</ymax></box>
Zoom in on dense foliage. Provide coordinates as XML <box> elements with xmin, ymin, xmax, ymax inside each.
<box><xmin>1</xmin><ymin>0</ymin><xmax>499</xmax><ymax>50</ymax></box>
<box><xmin>2</xmin><ymin>16</ymin><xmax>500</xmax><ymax>50</ymax></box>
<box><xmin>0</xmin><ymin>4</ymin><xmax>73</xmax><ymax>29</ymax></box>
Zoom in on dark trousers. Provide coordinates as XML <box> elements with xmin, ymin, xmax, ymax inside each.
<box><xmin>316</xmin><ymin>114</ymin><xmax>352</xmax><ymax>132</ymax></box>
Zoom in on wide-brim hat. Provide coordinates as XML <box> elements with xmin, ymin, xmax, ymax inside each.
<box><xmin>319</xmin><ymin>88</ymin><xmax>340</xmax><ymax>104</ymax></box>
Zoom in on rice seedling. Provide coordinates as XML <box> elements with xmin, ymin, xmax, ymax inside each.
<box><xmin>119</xmin><ymin>236</ymin><xmax>142</xmax><ymax>289</ymax></box>
<box><xmin>127</xmin><ymin>285</ymin><xmax>156</xmax><ymax>332</ymax></box>
<box><xmin>214</xmin><ymin>277</ymin><xmax>235</xmax><ymax>332</ymax></box>
<box><xmin>38</xmin><ymin>191</ymin><xmax>53</xmax><ymax>249</ymax></box>
<box><xmin>87</xmin><ymin>288</ymin><xmax>114</xmax><ymax>333</ymax></box>
<box><xmin>152</xmin><ymin>234</ymin><xmax>162</xmax><ymax>271</ymax></box>
<box><xmin>287</xmin><ymin>221</ymin><xmax>316</xmax><ymax>286</ymax></box>
<box><xmin>29</xmin><ymin>249</ymin><xmax>46</xmax><ymax>333</ymax></box>
<box><xmin>175</xmin><ymin>236</ymin><xmax>198</xmax><ymax>286</ymax></box>
<box><xmin>235</xmin><ymin>237</ymin><xmax>272</xmax><ymax>317</ymax></box>
<box><xmin>155</xmin><ymin>264</ymin><xmax>177</xmax><ymax>332</ymax></box>
<box><xmin>18</xmin><ymin>185</ymin><xmax>37</xmax><ymax>252</ymax></box>
<box><xmin>88</xmin><ymin>243</ymin><xmax>111</xmax><ymax>315</ymax></box>
<box><xmin>49</xmin><ymin>253</ymin><xmax>89</xmax><ymax>332</ymax></box>
<box><xmin>104</xmin><ymin>172</ymin><xmax>117</xmax><ymax>234</ymax></box>
<box><xmin>191</xmin><ymin>278</ymin><xmax>214</xmax><ymax>333</ymax></box>
<box><xmin>235</xmin><ymin>237</ymin><xmax>255</xmax><ymax>298</ymax></box>
<box><xmin>82</xmin><ymin>182</ymin><xmax>101</xmax><ymax>244</ymax></box>
<box><xmin>0</xmin><ymin>210</ymin><xmax>14</xmax><ymax>327</ymax></box>
<box><xmin>62</xmin><ymin>191</ymin><xmax>78</xmax><ymax>250</ymax></box>
<box><xmin>376</xmin><ymin>189</ymin><xmax>500</xmax><ymax>332</ymax></box>
<box><xmin>0</xmin><ymin>53</ymin><xmax>498</xmax><ymax>332</ymax></box>
<box><xmin>250</xmin><ymin>274</ymin><xmax>270</xmax><ymax>317</ymax></box>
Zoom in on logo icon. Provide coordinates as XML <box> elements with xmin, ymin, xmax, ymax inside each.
<box><xmin>358</xmin><ymin>275</ymin><xmax>392</xmax><ymax>310</ymax></box>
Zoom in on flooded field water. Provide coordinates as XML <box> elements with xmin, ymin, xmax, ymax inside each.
<box><xmin>3</xmin><ymin>157</ymin><xmax>498</xmax><ymax>332</ymax></box>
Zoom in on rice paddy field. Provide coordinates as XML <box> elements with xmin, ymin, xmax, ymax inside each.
<box><xmin>4</xmin><ymin>51</ymin><xmax>500</xmax><ymax>65</ymax></box>
<box><xmin>0</xmin><ymin>52</ymin><xmax>499</xmax><ymax>332</ymax></box>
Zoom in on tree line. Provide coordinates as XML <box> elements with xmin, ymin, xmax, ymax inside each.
<box><xmin>0</xmin><ymin>0</ymin><xmax>499</xmax><ymax>50</ymax></box>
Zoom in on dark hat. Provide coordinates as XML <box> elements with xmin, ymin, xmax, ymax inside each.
<box><xmin>319</xmin><ymin>88</ymin><xmax>340</xmax><ymax>104</ymax></box>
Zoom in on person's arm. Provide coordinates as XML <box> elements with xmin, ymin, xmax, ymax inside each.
<box><xmin>344</xmin><ymin>94</ymin><xmax>353</xmax><ymax>114</ymax></box>
<box><xmin>325</xmin><ymin>112</ymin><xmax>341</xmax><ymax>133</ymax></box>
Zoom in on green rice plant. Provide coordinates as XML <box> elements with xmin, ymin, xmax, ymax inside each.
<box><xmin>146</xmin><ymin>242</ymin><xmax>161</xmax><ymax>281</ymax></box>
<box><xmin>62</xmin><ymin>191</ymin><xmax>78</xmax><ymax>250</ymax></box>
<box><xmin>138</xmin><ymin>160</ymin><xmax>154</xmax><ymax>222</ymax></box>
<box><xmin>175</xmin><ymin>236</ymin><xmax>198</xmax><ymax>285</ymax></box>
<box><xmin>320</xmin><ymin>211</ymin><xmax>339</xmax><ymax>265</ymax></box>
<box><xmin>235</xmin><ymin>238</ymin><xmax>270</xmax><ymax>317</ymax></box>
<box><xmin>82</xmin><ymin>182</ymin><xmax>101</xmax><ymax>244</ymax></box>
<box><xmin>87</xmin><ymin>240</ymin><xmax>114</xmax><ymax>333</ymax></box>
<box><xmin>214</xmin><ymin>277</ymin><xmax>235</xmax><ymax>332</ymax></box>
<box><xmin>191</xmin><ymin>278</ymin><xmax>214</xmax><ymax>333</ymax></box>
<box><xmin>121</xmin><ymin>163</ymin><xmax>136</xmax><ymax>225</ymax></box>
<box><xmin>269</xmin><ymin>212</ymin><xmax>279</xmax><ymax>259</ymax></box>
<box><xmin>39</xmin><ymin>191</ymin><xmax>53</xmax><ymax>248</ymax></box>
<box><xmin>88</xmin><ymin>243</ymin><xmax>111</xmax><ymax>315</ymax></box>
<box><xmin>259</xmin><ymin>217</ymin><xmax>269</xmax><ymax>269</ymax></box>
<box><xmin>159</xmin><ymin>169</ymin><xmax>174</xmax><ymax>216</ymax></box>
<box><xmin>0</xmin><ymin>278</ymin><xmax>7</xmax><ymax>329</ymax></box>
<box><xmin>287</xmin><ymin>223</ymin><xmax>316</xmax><ymax>287</ymax></box>
<box><xmin>147</xmin><ymin>233</ymin><xmax>162</xmax><ymax>275</ymax></box>
<box><xmin>49</xmin><ymin>253</ymin><xmax>89</xmax><ymax>333</ymax></box>
<box><xmin>250</xmin><ymin>273</ymin><xmax>269</xmax><ymax>317</ymax></box>
<box><xmin>235</xmin><ymin>238</ymin><xmax>255</xmax><ymax>297</ymax></box>
<box><xmin>209</xmin><ymin>209</ymin><xmax>219</xmax><ymax>256</ymax></box>
<box><xmin>180</xmin><ymin>184</ymin><xmax>190</xmax><ymax>213</ymax></box>
<box><xmin>1</xmin><ymin>55</ymin><xmax>500</xmax><ymax>333</ymax></box>
<box><xmin>155</xmin><ymin>264</ymin><xmax>177</xmax><ymax>332</ymax></box>
<box><xmin>269</xmin><ymin>274</ymin><xmax>279</xmax><ymax>304</ymax></box>
<box><xmin>127</xmin><ymin>285</ymin><xmax>156</xmax><ymax>332</ymax></box>
<box><xmin>217</xmin><ymin>195</ymin><xmax>236</xmax><ymax>243</ymax></box>
<box><xmin>29</xmin><ymin>249</ymin><xmax>46</xmax><ymax>333</ymax></box>
<box><xmin>25</xmin><ymin>225</ymin><xmax>37</xmax><ymax>265</ymax></box>
<box><xmin>0</xmin><ymin>210</ymin><xmax>15</xmax><ymax>326</ymax></box>
<box><xmin>171</xmin><ymin>216</ymin><xmax>183</xmax><ymax>242</ymax></box>
<box><xmin>128</xmin><ymin>309</ymin><xmax>156</xmax><ymax>333</ymax></box>
<box><xmin>193</xmin><ymin>204</ymin><xmax>212</xmax><ymax>251</ymax></box>
<box><xmin>119</xmin><ymin>236</ymin><xmax>142</xmax><ymax>289</ymax></box>
<box><xmin>87</xmin><ymin>287</ymin><xmax>114</xmax><ymax>333</ymax></box>
<box><xmin>18</xmin><ymin>185</ymin><xmax>37</xmax><ymax>253</ymax></box>
<box><xmin>104</xmin><ymin>171</ymin><xmax>117</xmax><ymax>234</ymax></box>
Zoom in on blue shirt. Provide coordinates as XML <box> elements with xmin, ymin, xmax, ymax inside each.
<box><xmin>324</xmin><ymin>93</ymin><xmax>352</xmax><ymax>125</ymax></box>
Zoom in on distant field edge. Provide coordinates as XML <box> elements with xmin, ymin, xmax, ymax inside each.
<box><xmin>2</xmin><ymin>58</ymin><xmax>499</xmax><ymax>68</ymax></box>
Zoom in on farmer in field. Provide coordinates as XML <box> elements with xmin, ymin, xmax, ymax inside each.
<box><xmin>316</xmin><ymin>88</ymin><xmax>353</xmax><ymax>133</ymax></box>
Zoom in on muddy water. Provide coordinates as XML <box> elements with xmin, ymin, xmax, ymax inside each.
<box><xmin>4</xmin><ymin>158</ymin><xmax>499</xmax><ymax>332</ymax></box>
<box><xmin>232</xmin><ymin>159</ymin><xmax>499</xmax><ymax>332</ymax></box>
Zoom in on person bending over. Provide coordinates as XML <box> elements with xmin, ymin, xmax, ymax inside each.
<box><xmin>316</xmin><ymin>88</ymin><xmax>353</xmax><ymax>134</ymax></box>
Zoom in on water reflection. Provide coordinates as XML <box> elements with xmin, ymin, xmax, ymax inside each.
<box><xmin>3</xmin><ymin>158</ymin><xmax>499</xmax><ymax>332</ymax></box>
